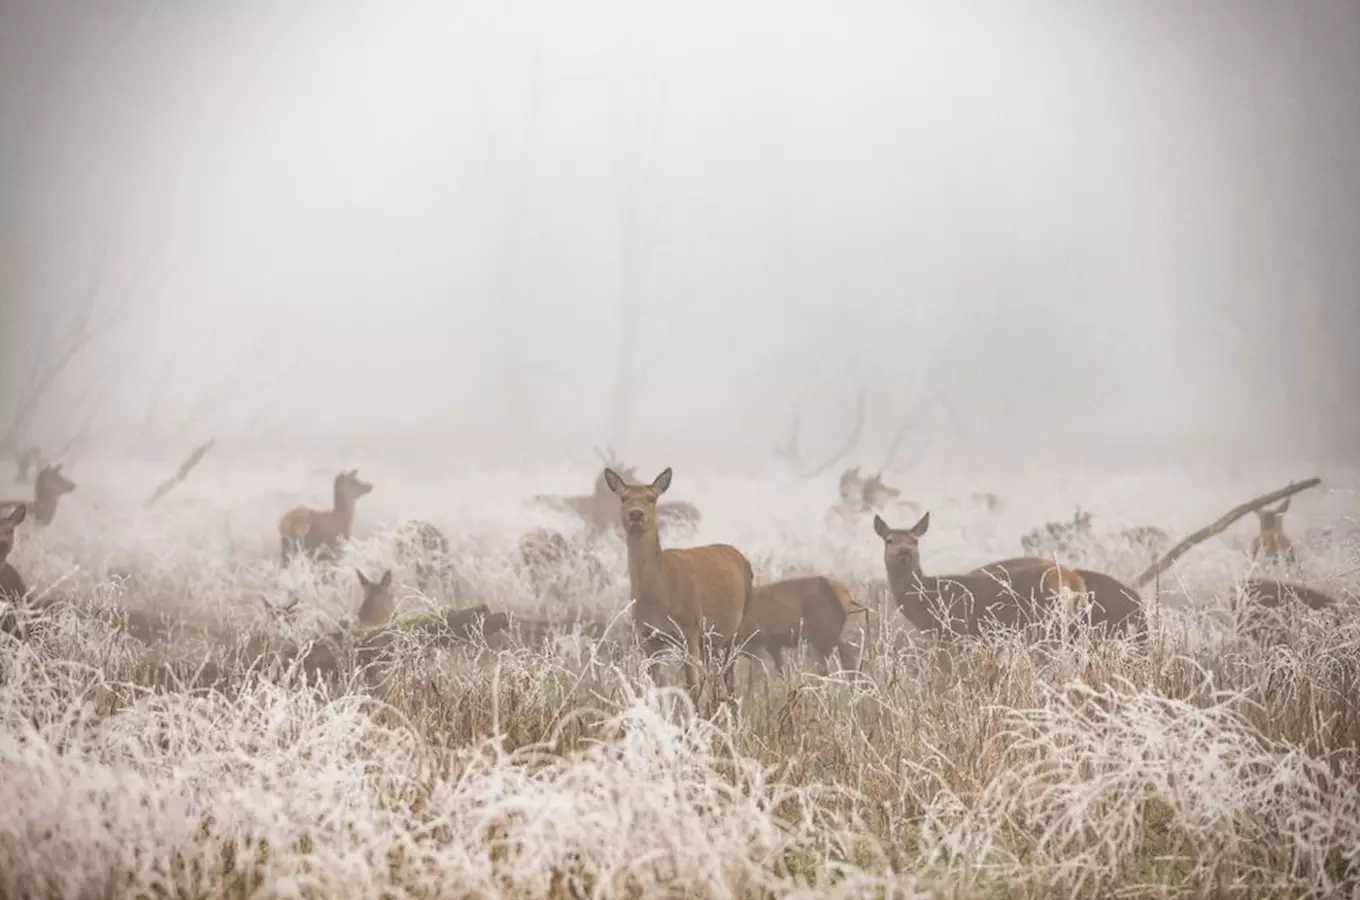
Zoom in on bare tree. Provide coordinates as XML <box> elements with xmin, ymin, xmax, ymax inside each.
<box><xmin>479</xmin><ymin>53</ymin><xmax>545</xmax><ymax>451</ymax></box>
<box><xmin>607</xmin><ymin>65</ymin><xmax>684</xmax><ymax>454</ymax></box>
<box><xmin>0</xmin><ymin>249</ymin><xmax>154</xmax><ymax>456</ymax></box>
<box><xmin>775</xmin><ymin>386</ymin><xmax>868</xmax><ymax>479</ymax></box>
<box><xmin>145</xmin><ymin>439</ymin><xmax>216</xmax><ymax>507</ymax></box>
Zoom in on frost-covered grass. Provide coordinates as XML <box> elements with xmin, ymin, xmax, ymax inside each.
<box><xmin>1</xmin><ymin>454</ymin><xmax>1358</xmax><ymax>898</ymax></box>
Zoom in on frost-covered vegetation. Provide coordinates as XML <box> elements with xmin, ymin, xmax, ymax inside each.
<box><xmin>2</xmin><ymin>455</ymin><xmax>1358</xmax><ymax>898</ymax></box>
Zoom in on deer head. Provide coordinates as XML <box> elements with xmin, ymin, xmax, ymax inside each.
<box><xmin>355</xmin><ymin>568</ymin><xmax>395</xmax><ymax>627</ymax></box>
<box><xmin>36</xmin><ymin>464</ymin><xmax>76</xmax><ymax>498</ymax></box>
<box><xmin>603</xmin><ymin>466</ymin><xmax>671</xmax><ymax>536</ymax></box>
<box><xmin>873</xmin><ymin>511</ymin><xmax>930</xmax><ymax>573</ymax></box>
<box><xmin>336</xmin><ymin>469</ymin><xmax>373</xmax><ymax>502</ymax></box>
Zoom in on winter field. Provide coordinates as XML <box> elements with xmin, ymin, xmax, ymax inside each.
<box><xmin>2</xmin><ymin>453</ymin><xmax>1358</xmax><ymax>899</ymax></box>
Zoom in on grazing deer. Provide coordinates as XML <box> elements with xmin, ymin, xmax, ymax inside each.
<box><xmin>355</xmin><ymin>568</ymin><xmax>396</xmax><ymax>628</ymax></box>
<box><xmin>396</xmin><ymin>520</ymin><xmax>450</xmax><ymax>593</ymax></box>
<box><xmin>604</xmin><ymin>466</ymin><xmax>753</xmax><ymax>701</ymax></box>
<box><xmin>1250</xmin><ymin>498</ymin><xmax>1296</xmax><ymax>566</ymax></box>
<box><xmin>874</xmin><ymin>512</ymin><xmax>1086</xmax><ymax>638</ymax></box>
<box><xmin>970</xmin><ymin>557</ymin><xmax>1147</xmax><ymax>641</ymax></box>
<box><xmin>278</xmin><ymin>469</ymin><xmax>372</xmax><ymax>565</ymax></box>
<box><xmin>738</xmin><ymin>575</ymin><xmax>865</xmax><ymax>678</ymax></box>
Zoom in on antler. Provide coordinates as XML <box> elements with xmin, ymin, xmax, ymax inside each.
<box><xmin>779</xmin><ymin>387</ymin><xmax>867</xmax><ymax>479</ymax></box>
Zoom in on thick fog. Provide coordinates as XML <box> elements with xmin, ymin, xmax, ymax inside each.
<box><xmin>2</xmin><ymin>0</ymin><xmax>1358</xmax><ymax>470</ymax></box>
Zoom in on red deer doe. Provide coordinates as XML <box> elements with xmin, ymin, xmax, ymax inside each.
<box><xmin>0</xmin><ymin>504</ymin><xmax>27</xmax><ymax>602</ymax></box>
<box><xmin>1235</xmin><ymin>577</ymin><xmax>1335</xmax><ymax>645</ymax></box>
<box><xmin>355</xmin><ymin>568</ymin><xmax>396</xmax><ymax>628</ymax></box>
<box><xmin>1250</xmin><ymin>498</ymin><xmax>1296</xmax><ymax>567</ymax></box>
<box><xmin>969</xmin><ymin>556</ymin><xmax>1147</xmax><ymax>641</ymax></box>
<box><xmin>605</xmin><ymin>467</ymin><xmax>753</xmax><ymax>702</ymax></box>
<box><xmin>0</xmin><ymin>505</ymin><xmax>29</xmax><ymax>635</ymax></box>
<box><xmin>738</xmin><ymin>575</ymin><xmax>866</xmax><ymax>678</ymax></box>
<box><xmin>874</xmin><ymin>512</ymin><xmax>1087</xmax><ymax>638</ymax></box>
<box><xmin>278</xmin><ymin>469</ymin><xmax>372</xmax><ymax>565</ymax></box>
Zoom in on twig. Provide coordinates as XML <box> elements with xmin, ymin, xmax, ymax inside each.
<box><xmin>144</xmin><ymin>439</ymin><xmax>216</xmax><ymax>507</ymax></box>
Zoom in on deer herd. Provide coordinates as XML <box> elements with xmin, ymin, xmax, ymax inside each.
<box><xmin>0</xmin><ymin>447</ymin><xmax>1346</xmax><ymax>707</ymax></box>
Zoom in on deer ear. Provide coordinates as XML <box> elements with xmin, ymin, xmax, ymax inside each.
<box><xmin>356</xmin><ymin>568</ymin><xmax>371</xmax><ymax>589</ymax></box>
<box><xmin>6</xmin><ymin>503</ymin><xmax>25</xmax><ymax>526</ymax></box>
<box><xmin>910</xmin><ymin>511</ymin><xmax>931</xmax><ymax>537</ymax></box>
<box><xmin>603</xmin><ymin>467</ymin><xmax>626</xmax><ymax>495</ymax></box>
<box><xmin>873</xmin><ymin>514</ymin><xmax>891</xmax><ymax>539</ymax></box>
<box><xmin>379</xmin><ymin>570</ymin><xmax>392</xmax><ymax>589</ymax></box>
<box><xmin>651</xmin><ymin>467</ymin><xmax>673</xmax><ymax>495</ymax></box>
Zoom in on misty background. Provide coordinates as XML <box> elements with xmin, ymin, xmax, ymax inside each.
<box><xmin>1</xmin><ymin>0</ymin><xmax>1358</xmax><ymax>472</ymax></box>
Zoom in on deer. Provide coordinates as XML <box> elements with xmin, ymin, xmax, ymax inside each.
<box><xmin>968</xmin><ymin>556</ymin><xmax>1147</xmax><ymax>641</ymax></box>
<box><xmin>1250</xmin><ymin>498</ymin><xmax>1296</xmax><ymax>567</ymax></box>
<box><xmin>395</xmin><ymin>519</ymin><xmax>450</xmax><ymax>594</ymax></box>
<box><xmin>355</xmin><ymin>568</ymin><xmax>396</xmax><ymax>628</ymax></box>
<box><xmin>604</xmin><ymin>466</ymin><xmax>753</xmax><ymax>703</ymax></box>
<box><xmin>738</xmin><ymin>575</ymin><xmax>866</xmax><ymax>679</ymax></box>
<box><xmin>873</xmin><ymin>512</ymin><xmax>1087</xmax><ymax>638</ymax></box>
<box><xmin>1235</xmin><ymin>577</ymin><xmax>1335</xmax><ymax>645</ymax></box>
<box><xmin>278</xmin><ymin>469</ymin><xmax>372</xmax><ymax>565</ymax></box>
<box><xmin>0</xmin><ymin>505</ymin><xmax>29</xmax><ymax>634</ymax></box>
<box><xmin>28</xmin><ymin>464</ymin><xmax>75</xmax><ymax>526</ymax></box>
<box><xmin>519</xmin><ymin>527</ymin><xmax>610</xmax><ymax>604</ymax></box>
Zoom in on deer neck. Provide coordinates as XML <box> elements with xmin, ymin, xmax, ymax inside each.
<box><xmin>623</xmin><ymin>527</ymin><xmax>666</xmax><ymax>609</ymax></box>
<box><xmin>331</xmin><ymin>494</ymin><xmax>358</xmax><ymax>538</ymax></box>
<box><xmin>886</xmin><ymin>558</ymin><xmax>941</xmax><ymax>629</ymax></box>
<box><xmin>31</xmin><ymin>489</ymin><xmax>60</xmax><ymax>525</ymax></box>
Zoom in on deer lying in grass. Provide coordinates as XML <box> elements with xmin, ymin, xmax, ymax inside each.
<box><xmin>355</xmin><ymin>568</ymin><xmax>396</xmax><ymax>628</ymax></box>
<box><xmin>0</xmin><ymin>504</ymin><xmax>28</xmax><ymax>607</ymax></box>
<box><xmin>738</xmin><ymin>575</ymin><xmax>865</xmax><ymax>678</ymax></box>
<box><xmin>1234</xmin><ymin>577</ymin><xmax>1335</xmax><ymax>645</ymax></box>
<box><xmin>605</xmin><ymin>466</ymin><xmax>753</xmax><ymax>701</ymax></box>
<box><xmin>278</xmin><ymin>469</ymin><xmax>372</xmax><ymax>565</ymax></box>
<box><xmin>874</xmin><ymin>512</ymin><xmax>1086</xmax><ymax>638</ymax></box>
<box><xmin>970</xmin><ymin>556</ymin><xmax>1147</xmax><ymax>641</ymax></box>
<box><xmin>1250</xmin><ymin>498</ymin><xmax>1297</xmax><ymax>567</ymax></box>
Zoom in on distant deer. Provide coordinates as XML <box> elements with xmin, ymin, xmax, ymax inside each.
<box><xmin>1020</xmin><ymin>507</ymin><xmax>1094</xmax><ymax>558</ymax></box>
<box><xmin>1236</xmin><ymin>577</ymin><xmax>1334</xmax><ymax>645</ymax></box>
<box><xmin>738</xmin><ymin>575</ymin><xmax>866</xmax><ymax>678</ymax></box>
<box><xmin>1250</xmin><ymin>498</ymin><xmax>1296</xmax><ymax>566</ymax></box>
<box><xmin>278</xmin><ymin>469</ymin><xmax>372</xmax><ymax>565</ymax></box>
<box><xmin>874</xmin><ymin>512</ymin><xmax>1086</xmax><ymax>638</ymax></box>
<box><xmin>970</xmin><ymin>556</ymin><xmax>1147</xmax><ymax>641</ymax></box>
<box><xmin>605</xmin><ymin>466</ymin><xmax>753</xmax><ymax>702</ymax></box>
<box><xmin>355</xmin><ymin>568</ymin><xmax>396</xmax><ymax>628</ymax></box>
<box><xmin>29</xmin><ymin>464</ymin><xmax>75</xmax><ymax>526</ymax></box>
<box><xmin>518</xmin><ymin>527</ymin><xmax>610</xmax><ymax>603</ymax></box>
<box><xmin>396</xmin><ymin>520</ymin><xmax>450</xmax><ymax>593</ymax></box>
<box><xmin>15</xmin><ymin>447</ymin><xmax>41</xmax><ymax>484</ymax></box>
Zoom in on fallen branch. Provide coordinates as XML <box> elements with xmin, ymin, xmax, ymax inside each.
<box><xmin>1133</xmin><ymin>476</ymin><xmax>1323</xmax><ymax>589</ymax></box>
<box><xmin>144</xmin><ymin>439</ymin><xmax>215</xmax><ymax>507</ymax></box>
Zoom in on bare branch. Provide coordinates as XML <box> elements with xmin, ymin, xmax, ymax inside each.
<box><xmin>1133</xmin><ymin>477</ymin><xmax>1323</xmax><ymax>588</ymax></box>
<box><xmin>782</xmin><ymin>387</ymin><xmax>867</xmax><ymax>479</ymax></box>
<box><xmin>145</xmin><ymin>440</ymin><xmax>216</xmax><ymax>508</ymax></box>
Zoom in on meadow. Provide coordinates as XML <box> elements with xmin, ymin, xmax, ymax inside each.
<box><xmin>1</xmin><ymin>452</ymin><xmax>1358</xmax><ymax>899</ymax></box>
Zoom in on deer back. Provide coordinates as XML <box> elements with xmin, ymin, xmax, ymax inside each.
<box><xmin>652</xmin><ymin>543</ymin><xmax>752</xmax><ymax>637</ymax></box>
<box><xmin>904</xmin><ymin>564</ymin><xmax>1078</xmax><ymax>636</ymax></box>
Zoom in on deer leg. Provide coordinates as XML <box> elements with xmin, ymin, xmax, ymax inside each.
<box><xmin>640</xmin><ymin>634</ymin><xmax>667</xmax><ymax>686</ymax></box>
<box><xmin>682</xmin><ymin>627</ymin><xmax>703</xmax><ymax>699</ymax></box>
<box><xmin>768</xmin><ymin>644</ymin><xmax>787</xmax><ymax>679</ymax></box>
